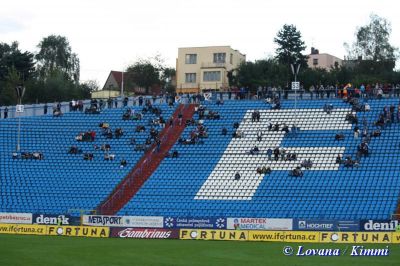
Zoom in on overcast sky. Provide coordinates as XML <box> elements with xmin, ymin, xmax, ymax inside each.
<box><xmin>1</xmin><ymin>0</ymin><xmax>399</xmax><ymax>87</ymax></box>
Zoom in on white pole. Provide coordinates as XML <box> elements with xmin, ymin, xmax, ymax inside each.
<box><xmin>121</xmin><ymin>71</ymin><xmax>124</xmax><ymax>97</ymax></box>
<box><xmin>294</xmin><ymin>73</ymin><xmax>298</xmax><ymax>135</ymax></box>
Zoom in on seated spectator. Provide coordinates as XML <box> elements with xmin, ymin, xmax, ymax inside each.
<box><xmin>262</xmin><ymin>166</ymin><xmax>272</xmax><ymax>175</ymax></box>
<box><xmin>233</xmin><ymin>122</ymin><xmax>240</xmax><ymax>129</ymax></box>
<box><xmin>249</xmin><ymin>146</ymin><xmax>260</xmax><ymax>155</ymax></box>
<box><xmin>130</xmin><ymin>138</ymin><xmax>136</xmax><ymax>145</ymax></box>
<box><xmin>323</xmin><ymin>104</ymin><xmax>334</xmax><ymax>114</ymax></box>
<box><xmin>115</xmin><ymin>128</ymin><xmax>123</xmax><ymax>138</ymax></box>
<box><xmin>120</xmin><ymin>159</ymin><xmax>127</xmax><ymax>168</ymax></box>
<box><xmin>135</xmin><ymin>125</ymin><xmax>146</xmax><ymax>133</ymax></box>
<box><xmin>104</xmin><ymin>153</ymin><xmax>115</xmax><ymax>161</ymax></box>
<box><xmin>232</xmin><ymin>130</ymin><xmax>244</xmax><ymax>138</ymax></box>
<box><xmin>53</xmin><ymin>108</ymin><xmax>63</xmax><ymax>117</ymax></box>
<box><xmin>344</xmin><ymin>156</ymin><xmax>355</xmax><ymax>167</ymax></box>
<box><xmin>267</xmin><ymin>122</ymin><xmax>273</xmax><ymax>131</ymax></box>
<box><xmin>371</xmin><ymin>130</ymin><xmax>381</xmax><ymax>137</ymax></box>
<box><xmin>68</xmin><ymin>146</ymin><xmax>82</xmax><ymax>154</ymax></box>
<box><xmin>301</xmin><ymin>159</ymin><xmax>313</xmax><ymax>169</ymax></box>
<box><xmin>75</xmin><ymin>133</ymin><xmax>83</xmax><ymax>141</ymax></box>
<box><xmin>221</xmin><ymin>128</ymin><xmax>228</xmax><ymax>136</ymax></box>
<box><xmin>273</xmin><ymin>123</ymin><xmax>280</xmax><ymax>131</ymax></box>
<box><xmin>345</xmin><ymin>112</ymin><xmax>358</xmax><ymax>124</ymax></box>
<box><xmin>172</xmin><ymin>150</ymin><xmax>179</xmax><ymax>158</ymax></box>
<box><xmin>185</xmin><ymin>118</ymin><xmax>195</xmax><ymax>126</ymax></box>
<box><xmin>84</xmin><ymin>105</ymin><xmax>100</xmax><ymax>114</ymax></box>
<box><xmin>290</xmin><ymin>167</ymin><xmax>303</xmax><ymax>177</ymax></box>
<box><xmin>273</xmin><ymin>147</ymin><xmax>280</xmax><ymax>161</ymax></box>
<box><xmin>32</xmin><ymin>152</ymin><xmax>44</xmax><ymax>160</ymax></box>
<box><xmin>99</xmin><ymin>122</ymin><xmax>109</xmax><ymax>129</ymax></box>
<box><xmin>358</xmin><ymin>142</ymin><xmax>369</xmax><ymax>155</ymax></box>
<box><xmin>216</xmin><ymin>99</ymin><xmax>224</xmax><ymax>105</ymax></box>
<box><xmin>335</xmin><ymin>133</ymin><xmax>345</xmax><ymax>141</ymax></box>
<box><xmin>364</xmin><ymin>103</ymin><xmax>371</xmax><ymax>112</ymax></box>
<box><xmin>281</xmin><ymin>124</ymin><xmax>289</xmax><ymax>134</ymax></box>
<box><xmin>21</xmin><ymin>152</ymin><xmax>33</xmax><ymax>159</ymax></box>
<box><xmin>101</xmin><ymin>144</ymin><xmax>111</xmax><ymax>151</ymax></box>
<box><xmin>234</xmin><ymin>172</ymin><xmax>241</xmax><ymax>180</ymax></box>
<box><xmin>207</xmin><ymin>111</ymin><xmax>220</xmax><ymax>120</ymax></box>
<box><xmin>336</xmin><ymin>154</ymin><xmax>342</xmax><ymax>164</ymax></box>
<box><xmin>256</xmin><ymin>167</ymin><xmax>263</xmax><ymax>175</ymax></box>
<box><xmin>83</xmin><ymin>153</ymin><xmax>94</xmax><ymax>161</ymax></box>
<box><xmin>286</xmin><ymin>153</ymin><xmax>297</xmax><ymax>161</ymax></box>
<box><xmin>12</xmin><ymin>152</ymin><xmax>19</xmax><ymax>159</ymax></box>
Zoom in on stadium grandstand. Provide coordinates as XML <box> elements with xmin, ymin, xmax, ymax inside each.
<box><xmin>1</xmin><ymin>92</ymin><xmax>400</xmax><ymax>222</ymax></box>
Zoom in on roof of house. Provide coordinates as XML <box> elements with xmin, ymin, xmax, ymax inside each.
<box><xmin>102</xmin><ymin>71</ymin><xmax>127</xmax><ymax>90</ymax></box>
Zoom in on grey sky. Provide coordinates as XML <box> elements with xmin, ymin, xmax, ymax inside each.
<box><xmin>1</xmin><ymin>0</ymin><xmax>399</xmax><ymax>87</ymax></box>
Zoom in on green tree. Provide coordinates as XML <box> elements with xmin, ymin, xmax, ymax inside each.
<box><xmin>160</xmin><ymin>67</ymin><xmax>176</xmax><ymax>94</ymax></box>
<box><xmin>0</xmin><ymin>67</ymin><xmax>22</xmax><ymax>105</ymax></box>
<box><xmin>274</xmin><ymin>24</ymin><xmax>308</xmax><ymax>68</ymax></box>
<box><xmin>125</xmin><ymin>60</ymin><xmax>160</xmax><ymax>94</ymax></box>
<box><xmin>0</xmin><ymin>41</ymin><xmax>35</xmax><ymax>81</ymax></box>
<box><xmin>35</xmin><ymin>35</ymin><xmax>80</xmax><ymax>82</ymax></box>
<box><xmin>345</xmin><ymin>14</ymin><xmax>398</xmax><ymax>62</ymax></box>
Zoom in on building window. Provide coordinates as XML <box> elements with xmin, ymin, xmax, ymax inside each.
<box><xmin>230</xmin><ymin>53</ymin><xmax>233</xmax><ymax>64</ymax></box>
<box><xmin>313</xmin><ymin>58</ymin><xmax>318</xmax><ymax>65</ymax></box>
<box><xmin>203</xmin><ymin>71</ymin><xmax>221</xmax><ymax>82</ymax></box>
<box><xmin>185</xmin><ymin>54</ymin><xmax>197</xmax><ymax>64</ymax></box>
<box><xmin>185</xmin><ymin>73</ymin><xmax>196</xmax><ymax>83</ymax></box>
<box><xmin>213</xmin><ymin>53</ymin><xmax>226</xmax><ymax>63</ymax></box>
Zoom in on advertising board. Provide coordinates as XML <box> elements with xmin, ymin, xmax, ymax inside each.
<box><xmin>0</xmin><ymin>212</ymin><xmax>32</xmax><ymax>224</ymax></box>
<box><xmin>46</xmin><ymin>225</ymin><xmax>109</xmax><ymax>238</ymax></box>
<box><xmin>180</xmin><ymin>229</ymin><xmax>248</xmax><ymax>241</ymax></box>
<box><xmin>82</xmin><ymin>215</ymin><xmax>164</xmax><ymax>228</ymax></box>
<box><xmin>164</xmin><ymin>217</ymin><xmax>226</xmax><ymax>229</ymax></box>
<box><xmin>110</xmin><ymin>228</ymin><xmax>179</xmax><ymax>239</ymax></box>
<box><xmin>227</xmin><ymin>218</ymin><xmax>292</xmax><ymax>230</ymax></box>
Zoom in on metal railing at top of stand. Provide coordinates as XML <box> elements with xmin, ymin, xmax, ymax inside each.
<box><xmin>2</xmin><ymin>89</ymin><xmax>400</xmax><ymax>120</ymax></box>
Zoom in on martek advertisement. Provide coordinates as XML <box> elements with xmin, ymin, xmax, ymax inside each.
<box><xmin>227</xmin><ymin>218</ymin><xmax>292</xmax><ymax>230</ymax></box>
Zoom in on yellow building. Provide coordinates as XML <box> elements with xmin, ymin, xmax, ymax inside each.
<box><xmin>176</xmin><ymin>46</ymin><xmax>246</xmax><ymax>93</ymax></box>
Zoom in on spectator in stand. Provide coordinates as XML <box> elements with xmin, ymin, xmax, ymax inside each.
<box><xmin>267</xmin><ymin>148</ymin><xmax>272</xmax><ymax>161</ymax></box>
<box><xmin>115</xmin><ymin>128</ymin><xmax>123</xmax><ymax>138</ymax></box>
<box><xmin>280</xmin><ymin>148</ymin><xmax>286</xmax><ymax>161</ymax></box>
<box><xmin>221</xmin><ymin>128</ymin><xmax>227</xmax><ymax>136</ymax></box>
<box><xmin>257</xmin><ymin>129</ymin><xmax>263</xmax><ymax>141</ymax></box>
<box><xmin>178</xmin><ymin>112</ymin><xmax>183</xmax><ymax>126</ymax></box>
<box><xmin>354</xmin><ymin>127</ymin><xmax>359</xmax><ymax>139</ymax></box>
<box><xmin>335</xmin><ymin>133</ymin><xmax>345</xmax><ymax>141</ymax></box>
<box><xmin>107</xmin><ymin>98</ymin><xmax>112</xmax><ymax>109</ymax></box>
<box><xmin>44</xmin><ymin>104</ymin><xmax>48</xmax><ymax>115</ymax></box>
<box><xmin>301</xmin><ymin>159</ymin><xmax>313</xmax><ymax>169</ymax></box>
<box><xmin>120</xmin><ymin>159</ymin><xmax>127</xmax><ymax>168</ymax></box>
<box><xmin>4</xmin><ymin>107</ymin><xmax>8</xmax><ymax>119</ymax></box>
<box><xmin>273</xmin><ymin>147</ymin><xmax>280</xmax><ymax>161</ymax></box>
<box><xmin>336</xmin><ymin>154</ymin><xmax>342</xmax><ymax>164</ymax></box>
<box><xmin>234</xmin><ymin>172</ymin><xmax>241</xmax><ymax>180</ymax></box>
<box><xmin>290</xmin><ymin>167</ymin><xmax>303</xmax><ymax>177</ymax></box>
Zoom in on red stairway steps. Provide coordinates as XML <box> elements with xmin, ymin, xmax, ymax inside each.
<box><xmin>97</xmin><ymin>103</ymin><xmax>196</xmax><ymax>215</ymax></box>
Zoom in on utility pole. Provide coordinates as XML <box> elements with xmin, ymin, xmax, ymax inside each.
<box><xmin>15</xmin><ymin>84</ymin><xmax>26</xmax><ymax>152</ymax></box>
<box><xmin>291</xmin><ymin>63</ymin><xmax>300</xmax><ymax>135</ymax></box>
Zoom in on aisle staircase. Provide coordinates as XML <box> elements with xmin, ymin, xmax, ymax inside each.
<box><xmin>97</xmin><ymin>104</ymin><xmax>196</xmax><ymax>214</ymax></box>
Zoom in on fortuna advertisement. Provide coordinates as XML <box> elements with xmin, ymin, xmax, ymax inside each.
<box><xmin>82</xmin><ymin>215</ymin><xmax>164</xmax><ymax>228</ymax></box>
<box><xmin>227</xmin><ymin>218</ymin><xmax>292</xmax><ymax>230</ymax></box>
<box><xmin>110</xmin><ymin>228</ymin><xmax>179</xmax><ymax>239</ymax></box>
